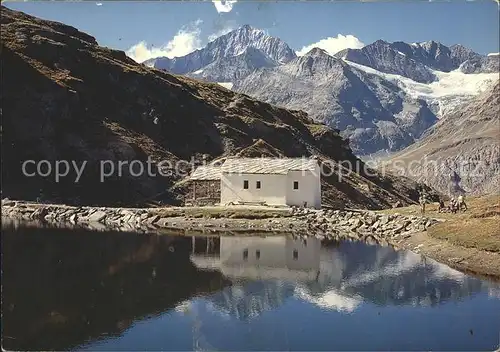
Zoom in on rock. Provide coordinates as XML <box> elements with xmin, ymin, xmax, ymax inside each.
<box><xmin>365</xmin><ymin>236</ymin><xmax>378</xmax><ymax>245</ymax></box>
<box><xmin>393</xmin><ymin>223</ymin><xmax>406</xmax><ymax>233</ymax></box>
<box><xmin>347</xmin><ymin>231</ymin><xmax>360</xmax><ymax>240</ymax></box>
<box><xmin>364</xmin><ymin>216</ymin><xmax>375</xmax><ymax>226</ymax></box>
<box><xmin>380</xmin><ymin>215</ymin><xmax>389</xmax><ymax>225</ymax></box>
<box><xmin>156</xmin><ymin>218</ymin><xmax>169</xmax><ymax>227</ymax></box>
<box><xmin>371</xmin><ymin>220</ymin><xmax>381</xmax><ymax>230</ymax></box>
<box><xmin>87</xmin><ymin>211</ymin><xmax>107</xmax><ymax>223</ymax></box>
<box><xmin>31</xmin><ymin>207</ymin><xmax>48</xmax><ymax>220</ymax></box>
<box><xmin>122</xmin><ymin>214</ymin><xmax>133</xmax><ymax>223</ymax></box>
<box><xmin>306</xmin><ymin>213</ymin><xmax>316</xmax><ymax>221</ymax></box>
<box><xmin>87</xmin><ymin>222</ymin><xmax>107</xmax><ymax>231</ymax></box>
<box><xmin>379</xmin><ymin>239</ymin><xmax>389</xmax><ymax>247</ymax></box>
<box><xmin>145</xmin><ymin>215</ymin><xmax>160</xmax><ymax>225</ymax></box>
<box><xmin>348</xmin><ymin>218</ymin><xmax>361</xmax><ymax>227</ymax></box>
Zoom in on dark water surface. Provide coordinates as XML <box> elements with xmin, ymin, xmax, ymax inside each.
<box><xmin>2</xmin><ymin>222</ymin><xmax>500</xmax><ymax>351</ymax></box>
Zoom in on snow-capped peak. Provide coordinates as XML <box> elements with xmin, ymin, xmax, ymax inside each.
<box><xmin>206</xmin><ymin>25</ymin><xmax>297</xmax><ymax>63</ymax></box>
<box><xmin>143</xmin><ymin>24</ymin><xmax>296</xmax><ymax>74</ymax></box>
<box><xmin>304</xmin><ymin>47</ymin><xmax>331</xmax><ymax>57</ymax></box>
<box><xmin>419</xmin><ymin>40</ymin><xmax>440</xmax><ymax>47</ymax></box>
<box><xmin>238</xmin><ymin>24</ymin><xmax>265</xmax><ymax>34</ymax></box>
<box><xmin>343</xmin><ymin>58</ymin><xmax>498</xmax><ymax>117</ymax></box>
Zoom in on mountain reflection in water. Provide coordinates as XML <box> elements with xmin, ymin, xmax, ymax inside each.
<box><xmin>2</xmin><ymin>223</ymin><xmax>500</xmax><ymax>351</ymax></box>
<box><xmin>189</xmin><ymin>236</ymin><xmax>490</xmax><ymax>319</ymax></box>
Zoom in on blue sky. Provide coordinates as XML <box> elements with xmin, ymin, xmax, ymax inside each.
<box><xmin>3</xmin><ymin>0</ymin><xmax>499</xmax><ymax>62</ymax></box>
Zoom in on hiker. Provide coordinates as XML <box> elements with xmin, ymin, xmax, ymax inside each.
<box><xmin>419</xmin><ymin>193</ymin><xmax>427</xmax><ymax>214</ymax></box>
<box><xmin>438</xmin><ymin>198</ymin><xmax>446</xmax><ymax>212</ymax></box>
<box><xmin>449</xmin><ymin>198</ymin><xmax>458</xmax><ymax>214</ymax></box>
<box><xmin>458</xmin><ymin>194</ymin><xmax>467</xmax><ymax>211</ymax></box>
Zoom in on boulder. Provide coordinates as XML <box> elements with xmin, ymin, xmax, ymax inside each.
<box><xmin>87</xmin><ymin>211</ymin><xmax>107</xmax><ymax>223</ymax></box>
<box><xmin>122</xmin><ymin>214</ymin><xmax>134</xmax><ymax>223</ymax></box>
<box><xmin>371</xmin><ymin>220</ymin><xmax>381</xmax><ymax>230</ymax></box>
<box><xmin>156</xmin><ymin>218</ymin><xmax>169</xmax><ymax>227</ymax></box>
<box><xmin>380</xmin><ymin>215</ymin><xmax>390</xmax><ymax>225</ymax></box>
<box><xmin>365</xmin><ymin>236</ymin><xmax>378</xmax><ymax>245</ymax></box>
<box><xmin>145</xmin><ymin>215</ymin><xmax>160</xmax><ymax>225</ymax></box>
<box><xmin>31</xmin><ymin>207</ymin><xmax>48</xmax><ymax>220</ymax></box>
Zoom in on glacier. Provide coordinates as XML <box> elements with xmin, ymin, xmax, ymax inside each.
<box><xmin>344</xmin><ymin>59</ymin><xmax>498</xmax><ymax>118</ymax></box>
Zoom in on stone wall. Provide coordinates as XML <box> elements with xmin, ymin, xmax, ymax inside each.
<box><xmin>185</xmin><ymin>180</ymin><xmax>221</xmax><ymax>206</ymax></box>
<box><xmin>291</xmin><ymin>206</ymin><xmax>441</xmax><ymax>246</ymax></box>
<box><xmin>1</xmin><ymin>199</ymin><xmax>443</xmax><ymax>247</ymax></box>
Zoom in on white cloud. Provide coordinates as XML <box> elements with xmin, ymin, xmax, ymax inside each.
<box><xmin>296</xmin><ymin>34</ymin><xmax>365</xmax><ymax>56</ymax></box>
<box><xmin>126</xmin><ymin>20</ymin><xmax>203</xmax><ymax>63</ymax></box>
<box><xmin>487</xmin><ymin>52</ymin><xmax>499</xmax><ymax>56</ymax></box>
<box><xmin>95</xmin><ymin>2</ymin><xmax>102</xmax><ymax>6</ymax></box>
<box><xmin>212</xmin><ymin>0</ymin><xmax>238</xmax><ymax>13</ymax></box>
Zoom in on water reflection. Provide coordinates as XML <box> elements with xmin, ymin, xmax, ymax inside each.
<box><xmin>1</xmin><ymin>224</ymin><xmax>230</xmax><ymax>351</ymax></box>
<box><xmin>189</xmin><ymin>236</ymin><xmax>490</xmax><ymax>320</ymax></box>
<box><xmin>2</xmin><ymin>223</ymin><xmax>500</xmax><ymax>351</ymax></box>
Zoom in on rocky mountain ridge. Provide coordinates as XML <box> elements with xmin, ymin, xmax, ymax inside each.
<box><xmin>384</xmin><ymin>80</ymin><xmax>500</xmax><ymax>196</ymax></box>
<box><xmin>144</xmin><ymin>25</ymin><xmax>296</xmax><ymax>74</ymax></box>
<box><xmin>334</xmin><ymin>40</ymin><xmax>495</xmax><ymax>82</ymax></box>
<box><xmin>187</xmin><ymin>46</ymin><xmax>277</xmax><ymax>83</ymax></box>
<box><xmin>144</xmin><ymin>25</ymin><xmax>498</xmax><ymax>156</ymax></box>
<box><xmin>234</xmin><ymin>47</ymin><xmax>439</xmax><ymax>155</ymax></box>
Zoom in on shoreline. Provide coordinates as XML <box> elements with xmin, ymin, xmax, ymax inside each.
<box><xmin>396</xmin><ymin>231</ymin><xmax>500</xmax><ymax>283</ymax></box>
<box><xmin>0</xmin><ymin>199</ymin><xmax>439</xmax><ymax>242</ymax></box>
<box><xmin>1</xmin><ymin>200</ymin><xmax>306</xmax><ymax>234</ymax></box>
<box><xmin>2</xmin><ymin>198</ymin><xmax>499</xmax><ymax>280</ymax></box>
<box><xmin>380</xmin><ymin>196</ymin><xmax>500</xmax><ymax>281</ymax></box>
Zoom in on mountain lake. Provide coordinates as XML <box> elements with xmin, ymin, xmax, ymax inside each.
<box><xmin>2</xmin><ymin>220</ymin><xmax>500</xmax><ymax>351</ymax></box>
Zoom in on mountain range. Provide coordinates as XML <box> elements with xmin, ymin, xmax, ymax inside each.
<box><xmin>384</xmin><ymin>81</ymin><xmax>500</xmax><ymax>196</ymax></box>
<box><xmin>145</xmin><ymin>26</ymin><xmax>499</xmax><ymax>156</ymax></box>
<box><xmin>1</xmin><ymin>6</ymin><xmax>434</xmax><ymax>208</ymax></box>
